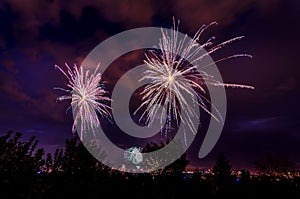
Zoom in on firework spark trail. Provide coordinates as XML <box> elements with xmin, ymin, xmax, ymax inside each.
<box><xmin>54</xmin><ymin>63</ymin><xmax>111</xmax><ymax>139</ymax></box>
<box><xmin>135</xmin><ymin>18</ymin><xmax>254</xmax><ymax>136</ymax></box>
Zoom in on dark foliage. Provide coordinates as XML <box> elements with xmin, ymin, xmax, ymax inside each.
<box><xmin>0</xmin><ymin>131</ymin><xmax>299</xmax><ymax>199</ymax></box>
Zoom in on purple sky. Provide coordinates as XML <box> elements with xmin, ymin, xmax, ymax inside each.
<box><xmin>0</xmin><ymin>0</ymin><xmax>299</xmax><ymax>169</ymax></box>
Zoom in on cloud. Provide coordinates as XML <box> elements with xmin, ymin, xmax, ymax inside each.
<box><xmin>0</xmin><ymin>59</ymin><xmax>19</xmax><ymax>74</ymax></box>
<box><xmin>0</xmin><ymin>0</ymin><xmax>155</xmax><ymax>66</ymax></box>
<box><xmin>24</xmin><ymin>128</ymin><xmax>45</xmax><ymax>135</ymax></box>
<box><xmin>0</xmin><ymin>71</ymin><xmax>65</xmax><ymax>122</ymax></box>
<box><xmin>3</xmin><ymin>0</ymin><xmax>281</xmax><ymax>71</ymax></box>
<box><xmin>4</xmin><ymin>0</ymin><xmax>156</xmax><ymax>31</ymax></box>
<box><xmin>232</xmin><ymin>116</ymin><xmax>284</xmax><ymax>132</ymax></box>
<box><xmin>91</xmin><ymin>0</ymin><xmax>155</xmax><ymax>27</ymax></box>
<box><xmin>276</xmin><ymin>77</ymin><xmax>297</xmax><ymax>94</ymax></box>
<box><xmin>32</xmin><ymin>89</ymin><xmax>67</xmax><ymax>123</ymax></box>
<box><xmin>172</xmin><ymin>0</ymin><xmax>280</xmax><ymax>32</ymax></box>
<box><xmin>0</xmin><ymin>71</ymin><xmax>31</xmax><ymax>101</ymax></box>
<box><xmin>3</xmin><ymin>0</ymin><xmax>62</xmax><ymax>27</ymax></box>
<box><xmin>0</xmin><ymin>35</ymin><xmax>6</xmax><ymax>49</ymax></box>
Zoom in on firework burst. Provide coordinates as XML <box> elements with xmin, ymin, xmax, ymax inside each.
<box><xmin>135</xmin><ymin>19</ymin><xmax>254</xmax><ymax>135</ymax></box>
<box><xmin>54</xmin><ymin>63</ymin><xmax>111</xmax><ymax>139</ymax></box>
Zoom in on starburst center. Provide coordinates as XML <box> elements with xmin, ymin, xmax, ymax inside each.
<box><xmin>168</xmin><ymin>75</ymin><xmax>175</xmax><ymax>84</ymax></box>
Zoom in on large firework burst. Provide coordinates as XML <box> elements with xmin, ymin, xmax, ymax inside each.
<box><xmin>54</xmin><ymin>63</ymin><xmax>111</xmax><ymax>139</ymax></box>
<box><xmin>135</xmin><ymin>19</ymin><xmax>254</xmax><ymax>135</ymax></box>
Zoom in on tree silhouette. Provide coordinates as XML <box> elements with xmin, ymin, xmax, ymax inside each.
<box><xmin>213</xmin><ymin>152</ymin><xmax>232</xmax><ymax>178</ymax></box>
<box><xmin>44</xmin><ymin>148</ymin><xmax>63</xmax><ymax>173</ymax></box>
<box><xmin>0</xmin><ymin>131</ymin><xmax>44</xmax><ymax>177</ymax></box>
<box><xmin>212</xmin><ymin>152</ymin><xmax>233</xmax><ymax>196</ymax></box>
<box><xmin>255</xmin><ymin>156</ymin><xmax>296</xmax><ymax>177</ymax></box>
<box><xmin>1</xmin><ymin>131</ymin><xmax>300</xmax><ymax>198</ymax></box>
<box><xmin>0</xmin><ymin>131</ymin><xmax>46</xmax><ymax>198</ymax></box>
<box><xmin>53</xmin><ymin>135</ymin><xmax>109</xmax><ymax>175</ymax></box>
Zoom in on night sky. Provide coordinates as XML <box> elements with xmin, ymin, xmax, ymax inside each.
<box><xmin>0</xmin><ymin>0</ymin><xmax>299</xmax><ymax>170</ymax></box>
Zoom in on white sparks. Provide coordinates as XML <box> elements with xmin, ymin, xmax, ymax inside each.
<box><xmin>54</xmin><ymin>63</ymin><xmax>111</xmax><ymax>139</ymax></box>
<box><xmin>135</xmin><ymin>18</ymin><xmax>254</xmax><ymax>136</ymax></box>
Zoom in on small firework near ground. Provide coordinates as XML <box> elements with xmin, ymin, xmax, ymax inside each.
<box><xmin>124</xmin><ymin>146</ymin><xmax>143</xmax><ymax>165</ymax></box>
<box><xmin>54</xmin><ymin>63</ymin><xmax>111</xmax><ymax>139</ymax></box>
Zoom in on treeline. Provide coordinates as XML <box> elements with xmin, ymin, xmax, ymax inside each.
<box><xmin>0</xmin><ymin>131</ymin><xmax>300</xmax><ymax>199</ymax></box>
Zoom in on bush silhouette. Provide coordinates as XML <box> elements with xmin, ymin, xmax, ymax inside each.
<box><xmin>0</xmin><ymin>131</ymin><xmax>299</xmax><ymax>198</ymax></box>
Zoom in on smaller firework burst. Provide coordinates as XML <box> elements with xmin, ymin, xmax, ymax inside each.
<box><xmin>124</xmin><ymin>146</ymin><xmax>143</xmax><ymax>165</ymax></box>
<box><xmin>54</xmin><ymin>63</ymin><xmax>111</xmax><ymax>139</ymax></box>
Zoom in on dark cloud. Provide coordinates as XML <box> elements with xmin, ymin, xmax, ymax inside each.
<box><xmin>0</xmin><ymin>70</ymin><xmax>65</xmax><ymax>123</ymax></box>
<box><xmin>172</xmin><ymin>0</ymin><xmax>280</xmax><ymax>32</ymax></box>
<box><xmin>0</xmin><ymin>35</ymin><xmax>6</xmax><ymax>49</ymax></box>
<box><xmin>0</xmin><ymin>59</ymin><xmax>19</xmax><ymax>74</ymax></box>
<box><xmin>3</xmin><ymin>0</ymin><xmax>156</xmax><ymax>33</ymax></box>
<box><xmin>276</xmin><ymin>77</ymin><xmax>298</xmax><ymax>94</ymax></box>
<box><xmin>0</xmin><ymin>71</ymin><xmax>31</xmax><ymax>102</ymax></box>
<box><xmin>232</xmin><ymin>117</ymin><xmax>283</xmax><ymax>132</ymax></box>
